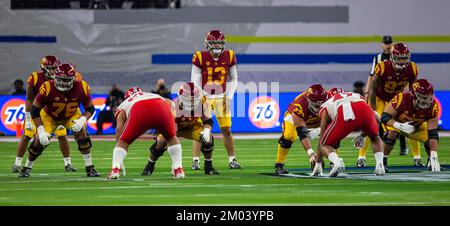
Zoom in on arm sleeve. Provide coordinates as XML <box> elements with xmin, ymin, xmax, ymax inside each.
<box><xmin>191</xmin><ymin>65</ymin><xmax>205</xmax><ymax>94</ymax></box>
<box><xmin>226</xmin><ymin>65</ymin><xmax>238</xmax><ymax>99</ymax></box>
<box><xmin>369</xmin><ymin>55</ymin><xmax>378</xmax><ymax>76</ymax></box>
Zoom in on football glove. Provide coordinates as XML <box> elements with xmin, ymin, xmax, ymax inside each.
<box><xmin>71</xmin><ymin>116</ymin><xmax>87</xmax><ymax>133</ymax></box>
<box><xmin>307</xmin><ymin>149</ymin><xmax>316</xmax><ymax>163</ymax></box>
<box><xmin>308</xmin><ymin>128</ymin><xmax>320</xmax><ymax>140</ymax></box>
<box><xmin>393</xmin><ymin>121</ymin><xmax>415</xmax><ymax>134</ymax></box>
<box><xmin>37</xmin><ymin>125</ymin><xmax>51</xmax><ymax>146</ymax></box>
<box><xmin>310</xmin><ymin>161</ymin><xmax>323</xmax><ymax>176</ymax></box>
<box><xmin>429</xmin><ymin>153</ymin><xmax>441</xmax><ymax>172</ymax></box>
<box><xmin>200</xmin><ymin>128</ymin><xmax>211</xmax><ymax>143</ymax></box>
<box><xmin>352</xmin><ymin>133</ymin><xmax>365</xmax><ymax>149</ymax></box>
<box><xmin>24</xmin><ymin>112</ymin><xmax>34</xmax><ymax>131</ymax></box>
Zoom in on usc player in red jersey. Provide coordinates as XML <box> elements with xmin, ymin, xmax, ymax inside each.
<box><xmin>12</xmin><ymin>56</ymin><xmax>77</xmax><ymax>173</ymax></box>
<box><xmin>358</xmin><ymin>43</ymin><xmax>423</xmax><ymax>167</ymax></box>
<box><xmin>191</xmin><ymin>30</ymin><xmax>241</xmax><ymax>169</ymax></box>
<box><xmin>274</xmin><ymin>84</ymin><xmax>328</xmax><ymax>174</ymax></box>
<box><xmin>18</xmin><ymin>64</ymin><xmax>100</xmax><ymax>178</ymax></box>
<box><xmin>140</xmin><ymin>82</ymin><xmax>219</xmax><ymax>176</ymax></box>
<box><xmin>381</xmin><ymin>79</ymin><xmax>442</xmax><ymax>172</ymax></box>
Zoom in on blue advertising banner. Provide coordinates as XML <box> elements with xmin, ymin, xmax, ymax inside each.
<box><xmin>0</xmin><ymin>92</ymin><xmax>447</xmax><ymax>136</ymax></box>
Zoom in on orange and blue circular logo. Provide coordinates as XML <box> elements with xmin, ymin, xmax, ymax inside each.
<box><xmin>86</xmin><ymin>97</ymin><xmax>113</xmax><ymax>131</ymax></box>
<box><xmin>248</xmin><ymin>96</ymin><xmax>280</xmax><ymax>129</ymax></box>
<box><xmin>1</xmin><ymin>98</ymin><xmax>26</xmax><ymax>132</ymax></box>
<box><xmin>434</xmin><ymin>96</ymin><xmax>443</xmax><ymax>124</ymax></box>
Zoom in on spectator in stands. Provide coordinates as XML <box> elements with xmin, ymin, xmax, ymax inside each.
<box><xmin>151</xmin><ymin>78</ymin><xmax>171</xmax><ymax>99</ymax></box>
<box><xmin>353</xmin><ymin>81</ymin><xmax>365</xmax><ymax>96</ymax></box>
<box><xmin>12</xmin><ymin>79</ymin><xmax>26</xmax><ymax>95</ymax></box>
<box><xmin>96</xmin><ymin>84</ymin><xmax>124</xmax><ymax>135</ymax></box>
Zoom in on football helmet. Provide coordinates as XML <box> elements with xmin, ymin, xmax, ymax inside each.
<box><xmin>40</xmin><ymin>55</ymin><xmax>60</xmax><ymax>79</ymax></box>
<box><xmin>412</xmin><ymin>79</ymin><xmax>434</xmax><ymax>109</ymax></box>
<box><xmin>205</xmin><ymin>30</ymin><xmax>225</xmax><ymax>56</ymax></box>
<box><xmin>306</xmin><ymin>84</ymin><xmax>328</xmax><ymax>114</ymax></box>
<box><xmin>54</xmin><ymin>63</ymin><xmax>76</xmax><ymax>92</ymax></box>
<box><xmin>391</xmin><ymin>43</ymin><xmax>411</xmax><ymax>70</ymax></box>
<box><xmin>125</xmin><ymin>87</ymin><xmax>142</xmax><ymax>99</ymax></box>
<box><xmin>327</xmin><ymin>87</ymin><xmax>344</xmax><ymax>99</ymax></box>
<box><xmin>178</xmin><ymin>82</ymin><xmax>201</xmax><ymax>111</ymax></box>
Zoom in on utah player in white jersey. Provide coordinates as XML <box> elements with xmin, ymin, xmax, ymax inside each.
<box><xmin>107</xmin><ymin>87</ymin><xmax>185</xmax><ymax>179</ymax></box>
<box><xmin>312</xmin><ymin>92</ymin><xmax>385</xmax><ymax>177</ymax></box>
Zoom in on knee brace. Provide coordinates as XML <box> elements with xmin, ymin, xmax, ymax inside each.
<box><xmin>201</xmin><ymin>136</ymin><xmax>214</xmax><ymax>153</ymax></box>
<box><xmin>28</xmin><ymin>138</ymin><xmax>46</xmax><ymax>157</ymax></box>
<box><xmin>149</xmin><ymin>140</ymin><xmax>167</xmax><ymax>158</ymax></box>
<box><xmin>383</xmin><ymin>134</ymin><xmax>397</xmax><ymax>146</ymax></box>
<box><xmin>278</xmin><ymin>137</ymin><xmax>293</xmax><ymax>149</ymax></box>
<box><xmin>75</xmin><ymin>135</ymin><xmax>92</xmax><ymax>151</ymax></box>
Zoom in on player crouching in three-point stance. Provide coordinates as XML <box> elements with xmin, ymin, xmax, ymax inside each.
<box><xmin>141</xmin><ymin>82</ymin><xmax>219</xmax><ymax>176</ymax></box>
<box><xmin>312</xmin><ymin>91</ymin><xmax>385</xmax><ymax>177</ymax></box>
<box><xmin>274</xmin><ymin>84</ymin><xmax>328</xmax><ymax>175</ymax></box>
<box><xmin>19</xmin><ymin>64</ymin><xmax>100</xmax><ymax>178</ymax></box>
<box><xmin>108</xmin><ymin>87</ymin><xmax>185</xmax><ymax>180</ymax></box>
<box><xmin>381</xmin><ymin>79</ymin><xmax>441</xmax><ymax>172</ymax></box>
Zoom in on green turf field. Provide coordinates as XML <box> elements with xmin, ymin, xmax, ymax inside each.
<box><xmin>1</xmin><ymin>137</ymin><xmax>449</xmax><ymax>206</ymax></box>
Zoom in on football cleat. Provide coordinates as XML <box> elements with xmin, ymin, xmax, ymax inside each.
<box><xmin>11</xmin><ymin>164</ymin><xmax>21</xmax><ymax>173</ymax></box>
<box><xmin>204</xmin><ymin>160</ymin><xmax>220</xmax><ymax>175</ymax></box>
<box><xmin>374</xmin><ymin>162</ymin><xmax>386</xmax><ymax>176</ymax></box>
<box><xmin>65</xmin><ymin>164</ymin><xmax>77</xmax><ymax>172</ymax></box>
<box><xmin>229</xmin><ymin>159</ymin><xmax>242</xmax><ymax>169</ymax></box>
<box><xmin>414</xmin><ymin>158</ymin><xmax>425</xmax><ymax>167</ymax></box>
<box><xmin>107</xmin><ymin>167</ymin><xmax>120</xmax><ymax>180</ymax></box>
<box><xmin>328</xmin><ymin>162</ymin><xmax>344</xmax><ymax>177</ymax></box>
<box><xmin>356</xmin><ymin>158</ymin><xmax>366</xmax><ymax>168</ymax></box>
<box><xmin>18</xmin><ymin>167</ymin><xmax>32</xmax><ymax>178</ymax></box>
<box><xmin>86</xmin><ymin>165</ymin><xmax>101</xmax><ymax>177</ymax></box>
<box><xmin>191</xmin><ymin>160</ymin><xmax>201</xmax><ymax>170</ymax></box>
<box><xmin>141</xmin><ymin>161</ymin><xmax>156</xmax><ymax>176</ymax></box>
<box><xmin>172</xmin><ymin>167</ymin><xmax>185</xmax><ymax>179</ymax></box>
<box><xmin>275</xmin><ymin>163</ymin><xmax>289</xmax><ymax>175</ymax></box>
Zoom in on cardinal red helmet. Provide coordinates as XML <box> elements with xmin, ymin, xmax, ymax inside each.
<box><xmin>40</xmin><ymin>55</ymin><xmax>60</xmax><ymax>79</ymax></box>
<box><xmin>306</xmin><ymin>84</ymin><xmax>328</xmax><ymax>114</ymax></box>
<box><xmin>327</xmin><ymin>87</ymin><xmax>344</xmax><ymax>99</ymax></box>
<box><xmin>205</xmin><ymin>30</ymin><xmax>225</xmax><ymax>56</ymax></box>
<box><xmin>412</xmin><ymin>79</ymin><xmax>434</xmax><ymax>109</ymax></box>
<box><xmin>125</xmin><ymin>87</ymin><xmax>143</xmax><ymax>99</ymax></box>
<box><xmin>391</xmin><ymin>43</ymin><xmax>411</xmax><ymax>70</ymax></box>
<box><xmin>54</xmin><ymin>63</ymin><xmax>76</xmax><ymax>92</ymax></box>
<box><xmin>178</xmin><ymin>82</ymin><xmax>201</xmax><ymax>111</ymax></box>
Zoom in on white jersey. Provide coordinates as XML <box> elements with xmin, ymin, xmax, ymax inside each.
<box><xmin>320</xmin><ymin>92</ymin><xmax>365</xmax><ymax>121</ymax></box>
<box><xmin>116</xmin><ymin>91</ymin><xmax>164</xmax><ymax>118</ymax></box>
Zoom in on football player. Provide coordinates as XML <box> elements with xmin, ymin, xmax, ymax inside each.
<box><xmin>274</xmin><ymin>84</ymin><xmax>328</xmax><ymax>175</ymax></box>
<box><xmin>141</xmin><ymin>82</ymin><xmax>219</xmax><ymax>176</ymax></box>
<box><xmin>191</xmin><ymin>30</ymin><xmax>241</xmax><ymax>169</ymax></box>
<box><xmin>381</xmin><ymin>79</ymin><xmax>441</xmax><ymax>172</ymax></box>
<box><xmin>108</xmin><ymin>87</ymin><xmax>185</xmax><ymax>179</ymax></box>
<box><xmin>358</xmin><ymin>43</ymin><xmax>422</xmax><ymax>167</ymax></box>
<box><xmin>312</xmin><ymin>91</ymin><xmax>385</xmax><ymax>177</ymax></box>
<box><xmin>18</xmin><ymin>64</ymin><xmax>100</xmax><ymax>178</ymax></box>
<box><xmin>12</xmin><ymin>56</ymin><xmax>77</xmax><ymax>173</ymax></box>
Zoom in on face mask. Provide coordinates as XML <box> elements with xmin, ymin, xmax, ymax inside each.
<box><xmin>212</xmin><ymin>48</ymin><xmax>222</xmax><ymax>55</ymax></box>
<box><xmin>159</xmin><ymin>84</ymin><xmax>166</xmax><ymax>90</ymax></box>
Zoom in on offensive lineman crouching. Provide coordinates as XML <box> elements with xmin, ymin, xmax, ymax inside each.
<box><xmin>381</xmin><ymin>79</ymin><xmax>442</xmax><ymax>172</ymax></box>
<box><xmin>19</xmin><ymin>64</ymin><xmax>100</xmax><ymax>177</ymax></box>
<box><xmin>141</xmin><ymin>82</ymin><xmax>219</xmax><ymax>175</ymax></box>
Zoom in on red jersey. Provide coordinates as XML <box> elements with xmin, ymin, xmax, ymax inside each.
<box><xmin>27</xmin><ymin>72</ymin><xmax>50</xmax><ymax>96</ymax></box>
<box><xmin>287</xmin><ymin>92</ymin><xmax>320</xmax><ymax>127</ymax></box>
<box><xmin>35</xmin><ymin>80</ymin><xmax>92</xmax><ymax>121</ymax></box>
<box><xmin>390</xmin><ymin>91</ymin><xmax>439</xmax><ymax>127</ymax></box>
<box><xmin>192</xmin><ymin>50</ymin><xmax>236</xmax><ymax>95</ymax></box>
<box><xmin>374</xmin><ymin>60</ymin><xmax>418</xmax><ymax>101</ymax></box>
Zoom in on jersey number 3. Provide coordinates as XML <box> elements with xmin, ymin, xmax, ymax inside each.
<box><xmin>207</xmin><ymin>67</ymin><xmax>226</xmax><ymax>85</ymax></box>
